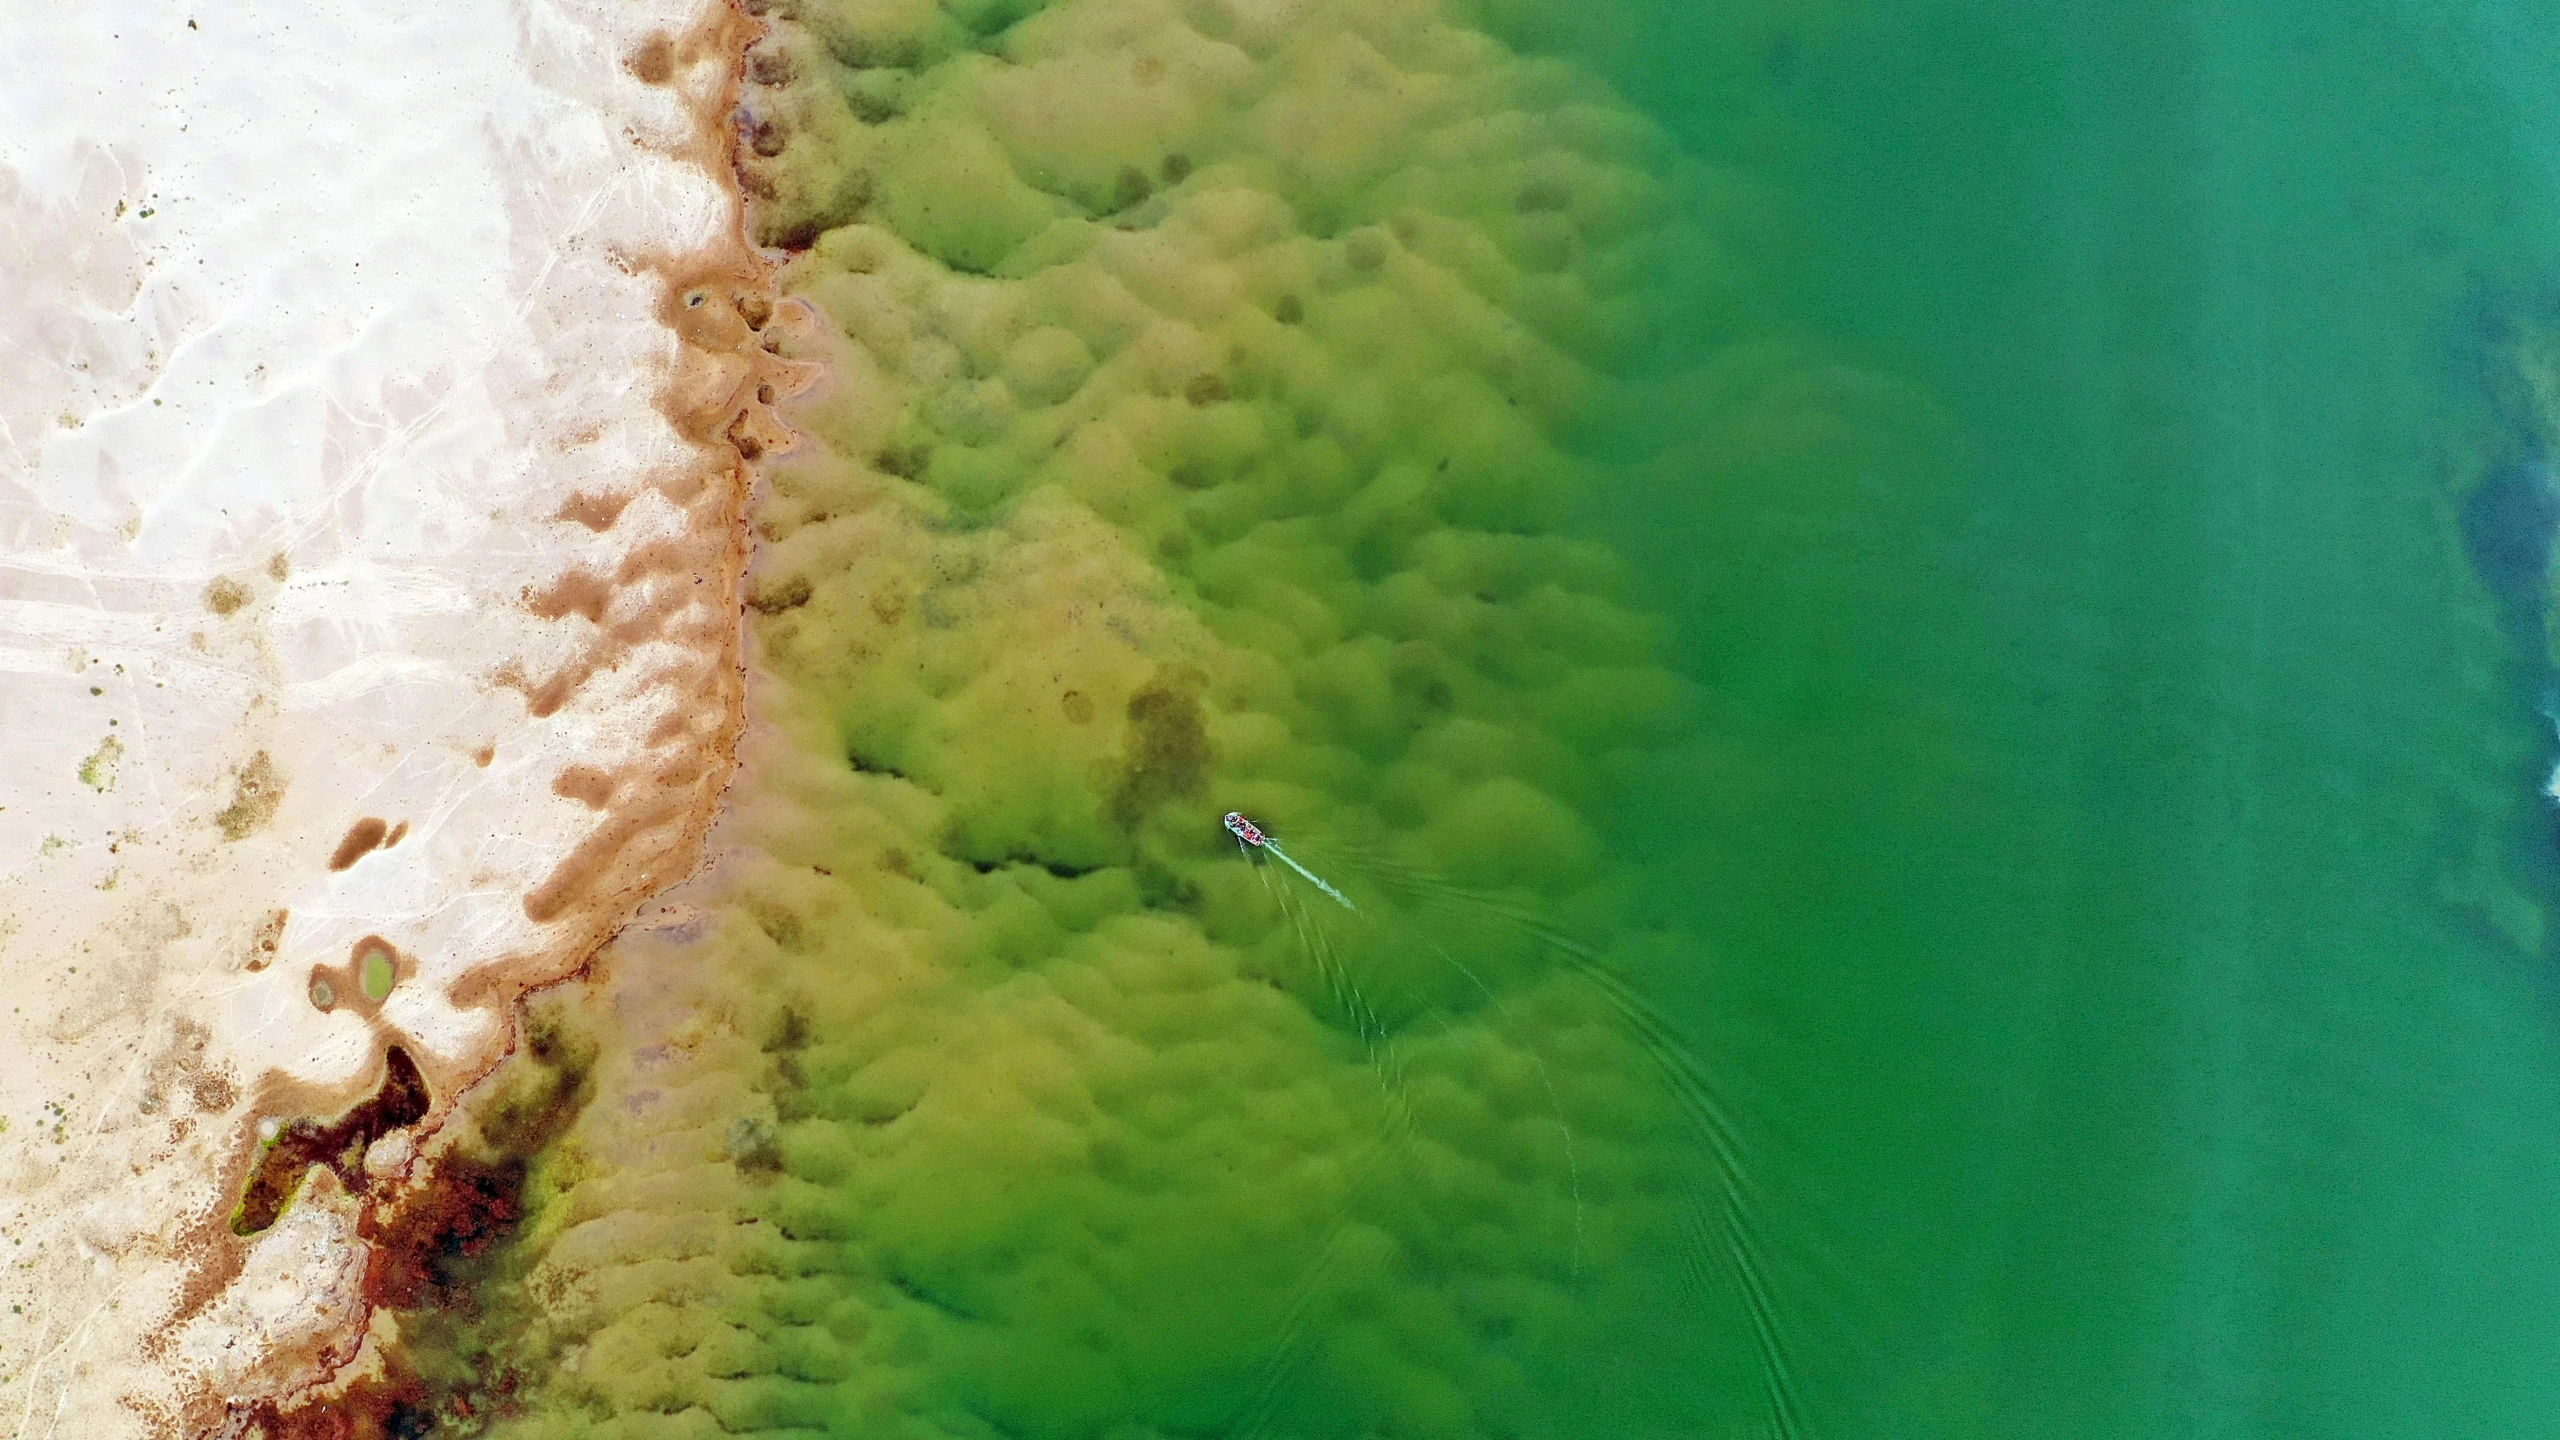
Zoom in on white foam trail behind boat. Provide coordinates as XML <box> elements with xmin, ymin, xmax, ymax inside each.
<box><xmin>1264</xmin><ymin>839</ymin><xmax>1358</xmax><ymax>912</ymax></box>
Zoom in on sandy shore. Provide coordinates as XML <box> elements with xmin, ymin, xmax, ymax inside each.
<box><xmin>0</xmin><ymin>0</ymin><xmax>774</xmax><ymax>1427</ymax></box>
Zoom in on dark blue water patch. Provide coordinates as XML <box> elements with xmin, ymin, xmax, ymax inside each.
<box><xmin>2440</xmin><ymin>297</ymin><xmax>2560</xmax><ymax>975</ymax></box>
<box><xmin>2458</xmin><ymin>453</ymin><xmax>2558</xmax><ymax>655</ymax></box>
<box><xmin>2447</xmin><ymin>293</ymin><xmax>2560</xmax><ymax>663</ymax></box>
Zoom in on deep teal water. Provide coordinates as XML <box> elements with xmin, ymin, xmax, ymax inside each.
<box><xmin>1559</xmin><ymin>3</ymin><xmax>2560</xmax><ymax>1433</ymax></box>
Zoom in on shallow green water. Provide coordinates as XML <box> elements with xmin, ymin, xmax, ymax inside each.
<box><xmin>382</xmin><ymin>4</ymin><xmax>2560</xmax><ymax>1437</ymax></box>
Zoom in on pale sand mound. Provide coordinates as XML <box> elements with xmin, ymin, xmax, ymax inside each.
<box><xmin>0</xmin><ymin>0</ymin><xmax>775</xmax><ymax>1428</ymax></box>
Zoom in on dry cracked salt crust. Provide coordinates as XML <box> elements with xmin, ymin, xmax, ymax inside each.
<box><xmin>0</xmin><ymin>0</ymin><xmax>791</xmax><ymax>1429</ymax></box>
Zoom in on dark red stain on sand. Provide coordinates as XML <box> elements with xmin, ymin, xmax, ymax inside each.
<box><xmin>227</xmin><ymin>1020</ymin><xmax>596</xmax><ymax>1439</ymax></box>
<box><xmin>231</xmin><ymin>1048</ymin><xmax>431</xmax><ymax>1235</ymax></box>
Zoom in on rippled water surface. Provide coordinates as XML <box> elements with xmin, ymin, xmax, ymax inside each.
<box><xmin>385</xmin><ymin>3</ymin><xmax>2560</xmax><ymax>1436</ymax></box>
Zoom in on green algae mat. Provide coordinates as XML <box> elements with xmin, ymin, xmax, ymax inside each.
<box><xmin>372</xmin><ymin>1</ymin><xmax>2560</xmax><ymax>1435</ymax></box>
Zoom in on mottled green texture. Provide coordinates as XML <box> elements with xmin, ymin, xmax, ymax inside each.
<box><xmin>403</xmin><ymin>0</ymin><xmax>1877</xmax><ymax>1435</ymax></box>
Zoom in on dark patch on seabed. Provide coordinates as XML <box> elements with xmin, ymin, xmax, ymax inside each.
<box><xmin>2458</xmin><ymin>450</ymin><xmax>2557</xmax><ymax>657</ymax></box>
<box><xmin>2452</xmin><ymin>285</ymin><xmax>2560</xmax><ymax>667</ymax></box>
<box><xmin>2453</xmin><ymin>309</ymin><xmax>2560</xmax><ymax>963</ymax></box>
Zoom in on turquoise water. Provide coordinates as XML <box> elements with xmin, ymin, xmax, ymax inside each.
<box><xmin>1569</xmin><ymin>2</ymin><xmax>2560</xmax><ymax>1433</ymax></box>
<box><xmin>352</xmin><ymin>4</ymin><xmax>2560</xmax><ymax>1437</ymax></box>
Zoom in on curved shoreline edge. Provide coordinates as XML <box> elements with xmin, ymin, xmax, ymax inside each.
<box><xmin>0</xmin><ymin>1</ymin><xmax>781</xmax><ymax>1431</ymax></box>
<box><xmin>251</xmin><ymin>0</ymin><xmax>1913</xmax><ymax>1433</ymax></box>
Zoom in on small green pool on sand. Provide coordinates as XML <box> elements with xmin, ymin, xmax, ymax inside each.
<box><xmin>360</xmin><ymin>948</ymin><xmax>395</xmax><ymax>1003</ymax></box>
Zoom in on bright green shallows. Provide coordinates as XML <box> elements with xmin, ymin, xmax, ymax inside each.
<box><xmin>433</xmin><ymin>0</ymin><xmax>1828</xmax><ymax>1433</ymax></box>
<box><xmin>411</xmin><ymin>2</ymin><xmax>2560</xmax><ymax>1437</ymax></box>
